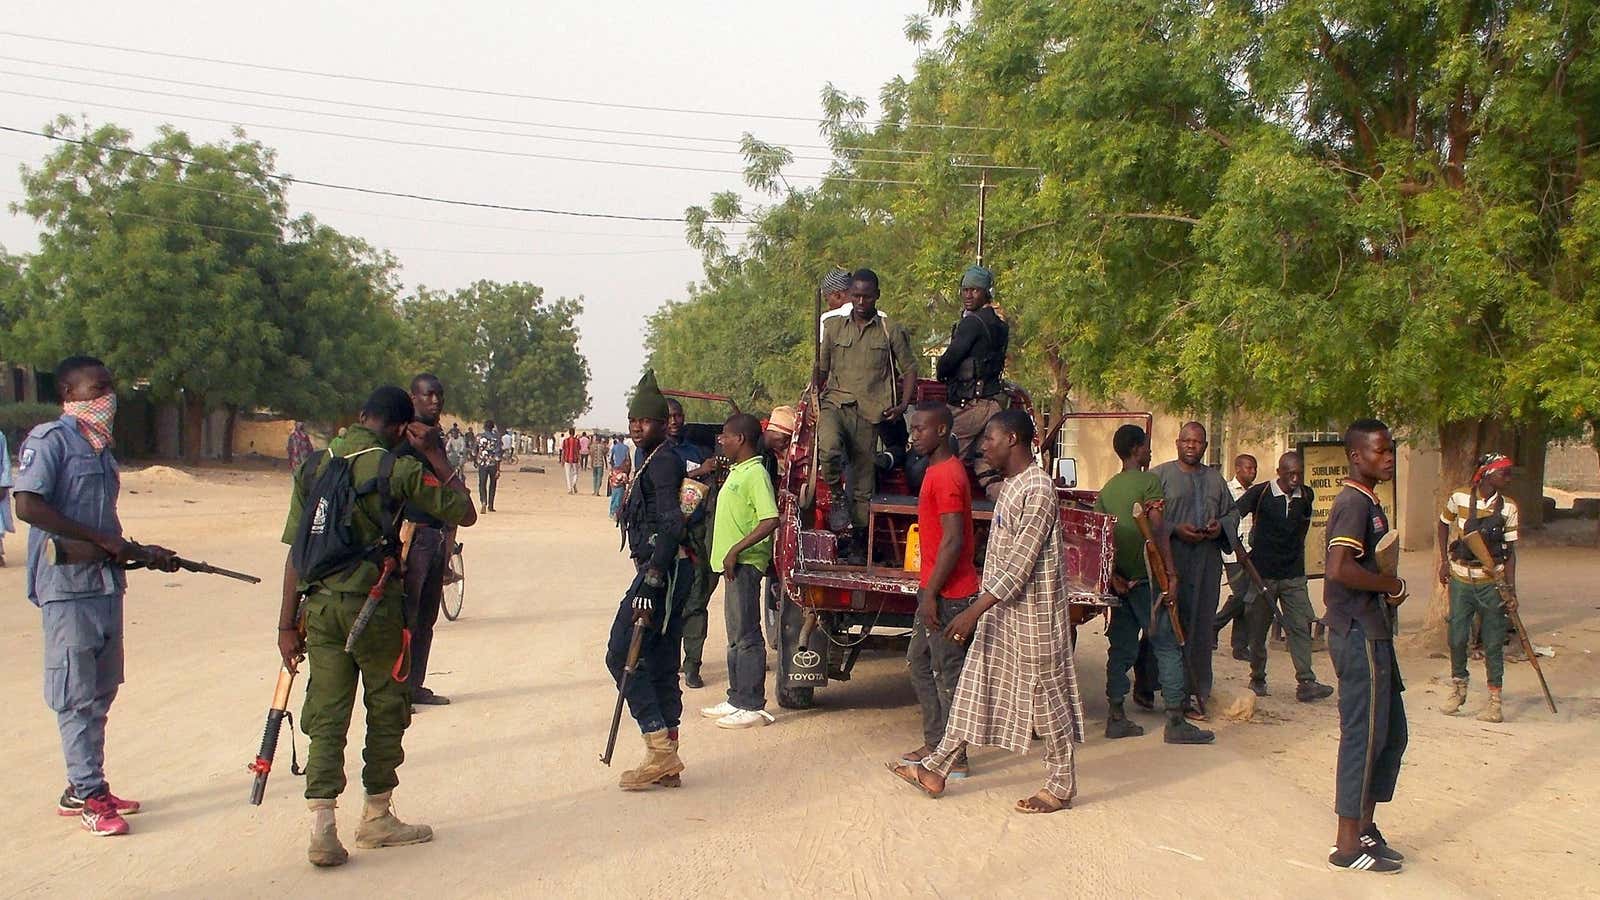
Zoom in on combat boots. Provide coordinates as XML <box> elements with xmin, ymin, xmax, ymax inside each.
<box><xmin>620</xmin><ymin>729</ymin><xmax>685</xmax><ymax>791</ymax></box>
<box><xmin>1439</xmin><ymin>678</ymin><xmax>1468</xmax><ymax>715</ymax></box>
<box><xmin>1104</xmin><ymin>701</ymin><xmax>1145</xmax><ymax>739</ymax></box>
<box><xmin>307</xmin><ymin>799</ymin><xmax>349</xmax><ymax>867</ymax></box>
<box><xmin>353</xmin><ymin>791</ymin><xmax>434</xmax><ymax>849</ymax></box>
<box><xmin>1477</xmin><ymin>689</ymin><xmax>1503</xmax><ymax>723</ymax></box>
<box><xmin>1163</xmin><ymin>708</ymin><xmax>1216</xmax><ymax>745</ymax></box>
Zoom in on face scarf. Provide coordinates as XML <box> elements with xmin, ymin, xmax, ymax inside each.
<box><xmin>65</xmin><ymin>393</ymin><xmax>118</xmax><ymax>452</ymax></box>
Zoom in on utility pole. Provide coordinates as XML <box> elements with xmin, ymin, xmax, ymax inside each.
<box><xmin>975</xmin><ymin>169</ymin><xmax>990</xmax><ymax>263</ymax></box>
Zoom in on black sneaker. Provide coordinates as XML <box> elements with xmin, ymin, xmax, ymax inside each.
<box><xmin>1296</xmin><ymin>681</ymin><xmax>1335</xmax><ymax>702</ymax></box>
<box><xmin>1104</xmin><ymin>706</ymin><xmax>1145</xmax><ymax>740</ymax></box>
<box><xmin>1131</xmin><ymin>692</ymin><xmax>1156</xmax><ymax>711</ymax></box>
<box><xmin>411</xmin><ymin>688</ymin><xmax>451</xmax><ymax>706</ymax></box>
<box><xmin>683</xmin><ymin>665</ymin><xmax>705</xmax><ymax>689</ymax></box>
<box><xmin>1361</xmin><ymin>825</ymin><xmax>1405</xmax><ymax>862</ymax></box>
<box><xmin>1327</xmin><ymin>848</ymin><xmax>1402</xmax><ymax>874</ymax></box>
<box><xmin>1248</xmin><ymin>679</ymin><xmax>1269</xmax><ymax>697</ymax></box>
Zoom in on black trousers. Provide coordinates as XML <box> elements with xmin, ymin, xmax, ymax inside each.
<box><xmin>1329</xmin><ymin>619</ymin><xmax>1407</xmax><ymax>819</ymax></box>
<box><xmin>478</xmin><ymin>464</ymin><xmax>499</xmax><ymax>509</ymax></box>
<box><xmin>604</xmin><ymin>557</ymin><xmax>692</xmax><ymax>734</ymax></box>
<box><xmin>402</xmin><ymin>525</ymin><xmax>447</xmax><ymax>697</ymax></box>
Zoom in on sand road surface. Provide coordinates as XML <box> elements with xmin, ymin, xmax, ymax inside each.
<box><xmin>1</xmin><ymin>463</ymin><xmax>1596</xmax><ymax>898</ymax></box>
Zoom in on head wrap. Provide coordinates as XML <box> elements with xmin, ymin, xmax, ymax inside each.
<box><xmin>766</xmin><ymin>405</ymin><xmax>797</xmax><ymax>437</ymax></box>
<box><xmin>1473</xmin><ymin>452</ymin><xmax>1513</xmax><ymax>484</ymax></box>
<box><xmin>628</xmin><ymin>369</ymin><xmax>670</xmax><ymax>421</ymax></box>
<box><xmin>960</xmin><ymin>265</ymin><xmax>995</xmax><ymax>293</ymax></box>
<box><xmin>820</xmin><ymin>268</ymin><xmax>851</xmax><ymax>296</ymax></box>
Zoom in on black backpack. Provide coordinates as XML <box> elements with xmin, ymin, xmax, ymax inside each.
<box><xmin>290</xmin><ymin>448</ymin><xmax>401</xmax><ymax>584</ymax></box>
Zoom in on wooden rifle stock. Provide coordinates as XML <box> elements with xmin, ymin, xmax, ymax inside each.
<box><xmin>1462</xmin><ymin>532</ymin><xmax>1557</xmax><ymax>714</ymax></box>
<box><xmin>1132</xmin><ymin>502</ymin><xmax>1204</xmax><ymax>716</ymax></box>
<box><xmin>249</xmin><ymin>600</ymin><xmax>305</xmax><ymax>805</ymax></box>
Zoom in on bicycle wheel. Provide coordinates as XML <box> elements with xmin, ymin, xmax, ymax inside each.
<box><xmin>441</xmin><ymin>545</ymin><xmax>466</xmax><ymax>621</ymax></box>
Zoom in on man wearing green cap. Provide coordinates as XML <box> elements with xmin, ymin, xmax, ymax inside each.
<box><xmin>606</xmin><ymin>370</ymin><xmax>693</xmax><ymax>790</ymax></box>
<box><xmin>816</xmin><ymin>269</ymin><xmax>918</xmax><ymax>560</ymax></box>
<box><xmin>938</xmin><ymin>265</ymin><xmax>1010</xmax><ymax>496</ymax></box>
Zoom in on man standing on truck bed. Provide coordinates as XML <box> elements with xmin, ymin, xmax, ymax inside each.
<box><xmin>1096</xmin><ymin>425</ymin><xmax>1215</xmax><ymax>745</ymax></box>
<box><xmin>898</xmin><ymin>402</ymin><xmax>981</xmax><ymax>777</ymax></box>
<box><xmin>815</xmin><ymin>268</ymin><xmax>918</xmax><ymax>563</ymax></box>
<box><xmin>1152</xmin><ymin>422</ymin><xmax>1237</xmax><ymax>716</ymax></box>
<box><xmin>936</xmin><ymin>265</ymin><xmax>1009</xmax><ymax>498</ymax></box>
<box><xmin>889</xmin><ymin>410</ymin><xmax>1085</xmax><ymax>814</ymax></box>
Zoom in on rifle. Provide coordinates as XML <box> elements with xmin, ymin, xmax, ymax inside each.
<box><xmin>344</xmin><ymin>556</ymin><xmax>399</xmax><ymax>653</ymax></box>
<box><xmin>248</xmin><ymin>607</ymin><xmax>305</xmax><ymax>805</ymax></box>
<box><xmin>1131</xmin><ymin>502</ymin><xmax>1206</xmax><ymax>718</ymax></box>
<box><xmin>600</xmin><ymin>619</ymin><xmax>646</xmax><ymax>766</ymax></box>
<box><xmin>1463</xmin><ymin>531</ymin><xmax>1557</xmax><ymax>714</ymax></box>
<box><xmin>48</xmin><ymin>537</ymin><xmax>261</xmax><ymax>584</ymax></box>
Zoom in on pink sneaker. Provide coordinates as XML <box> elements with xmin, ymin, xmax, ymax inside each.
<box><xmin>58</xmin><ymin>786</ymin><xmax>141</xmax><ymax>817</ymax></box>
<box><xmin>80</xmin><ymin>795</ymin><xmax>130</xmax><ymax>836</ymax></box>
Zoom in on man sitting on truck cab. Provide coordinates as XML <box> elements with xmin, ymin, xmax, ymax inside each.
<box><xmin>937</xmin><ymin>265</ymin><xmax>1009</xmax><ymax>499</ymax></box>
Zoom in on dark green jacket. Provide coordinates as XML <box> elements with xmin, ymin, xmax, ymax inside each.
<box><xmin>281</xmin><ymin>425</ymin><xmax>471</xmax><ymax>597</ymax></box>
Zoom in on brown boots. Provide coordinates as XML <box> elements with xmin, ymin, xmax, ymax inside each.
<box><xmin>353</xmin><ymin>790</ymin><xmax>434</xmax><ymax>849</ymax></box>
<box><xmin>619</xmin><ymin>729</ymin><xmax>685</xmax><ymax>791</ymax></box>
<box><xmin>307</xmin><ymin>799</ymin><xmax>349</xmax><ymax>867</ymax></box>
<box><xmin>1439</xmin><ymin>678</ymin><xmax>1468</xmax><ymax>715</ymax></box>
<box><xmin>1477</xmin><ymin>689</ymin><xmax>1504</xmax><ymax>723</ymax></box>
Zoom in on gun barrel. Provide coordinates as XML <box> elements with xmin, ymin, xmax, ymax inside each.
<box><xmin>178</xmin><ymin>558</ymin><xmax>262</xmax><ymax>584</ymax></box>
<box><xmin>600</xmin><ymin>621</ymin><xmax>646</xmax><ymax>765</ymax></box>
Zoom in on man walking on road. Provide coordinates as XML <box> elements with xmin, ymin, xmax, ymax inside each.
<box><xmin>889</xmin><ymin>411</ymin><xmax>1086</xmax><ymax>814</ymax></box>
<box><xmin>276</xmin><ymin>386</ymin><xmax>476</xmax><ymax>867</ymax></box>
<box><xmin>589</xmin><ymin>434</ymin><xmax>609</xmax><ymax>496</ymax></box>
<box><xmin>561</xmin><ymin>431</ymin><xmax>582</xmax><ymax>494</ymax></box>
<box><xmin>476</xmin><ymin>421</ymin><xmax>501</xmax><ymax>512</ymax></box>
<box><xmin>698</xmin><ymin>413</ymin><xmax>779</xmax><ymax>730</ymax></box>
<box><xmin>897</xmin><ymin>403</ymin><xmax>981</xmax><ymax>775</ymax></box>
<box><xmin>1152</xmin><ymin>422</ymin><xmax>1237</xmax><ymax>715</ymax></box>
<box><xmin>17</xmin><ymin>356</ymin><xmax>183</xmax><ymax>837</ymax></box>
<box><xmin>287</xmin><ymin>421</ymin><xmax>314</xmax><ymax>473</ymax></box>
<box><xmin>399</xmin><ymin>374</ymin><xmax>455</xmax><ymax>708</ymax></box>
<box><xmin>1437</xmin><ymin>453</ymin><xmax>1520</xmax><ymax>723</ymax></box>
<box><xmin>1233</xmin><ymin>452</ymin><xmax>1333</xmax><ymax>701</ymax></box>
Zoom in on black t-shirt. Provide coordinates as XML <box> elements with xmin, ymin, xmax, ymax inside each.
<box><xmin>1236</xmin><ymin>481</ymin><xmax>1315</xmax><ymax>579</ymax></box>
<box><xmin>1322</xmin><ymin>481</ymin><xmax>1392</xmax><ymax>638</ymax></box>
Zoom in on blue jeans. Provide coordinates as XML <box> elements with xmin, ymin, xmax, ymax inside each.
<box><xmin>1105</xmin><ymin>582</ymin><xmax>1186</xmax><ymax>710</ymax></box>
<box><xmin>42</xmin><ymin>594</ymin><xmax>125</xmax><ymax>798</ymax></box>
<box><xmin>604</xmin><ymin>558</ymin><xmax>692</xmax><ymax>734</ymax></box>
<box><xmin>724</xmin><ymin>564</ymin><xmax>767</xmax><ymax>711</ymax></box>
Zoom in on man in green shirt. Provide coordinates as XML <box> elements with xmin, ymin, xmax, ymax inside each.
<box><xmin>815</xmin><ymin>268</ymin><xmax>918</xmax><ymax>561</ymax></box>
<box><xmin>1093</xmin><ymin>424</ymin><xmax>1214</xmax><ymax>745</ymax></box>
<box><xmin>699</xmin><ymin>413</ymin><xmax>780</xmax><ymax>729</ymax></box>
<box><xmin>275</xmin><ymin>387</ymin><xmax>477</xmax><ymax>867</ymax></box>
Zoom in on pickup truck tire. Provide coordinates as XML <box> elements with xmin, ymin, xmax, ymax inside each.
<box><xmin>777</xmin><ymin>685</ymin><xmax>814</xmax><ymax>710</ymax></box>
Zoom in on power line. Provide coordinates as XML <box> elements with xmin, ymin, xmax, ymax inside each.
<box><xmin>0</xmin><ymin>188</ymin><xmax>701</xmax><ymax>256</ymax></box>
<box><xmin>0</xmin><ymin>54</ymin><xmax>990</xmax><ymax>163</ymax></box>
<box><xmin>0</xmin><ymin>124</ymin><xmax>740</xmax><ymax>223</ymax></box>
<box><xmin>0</xmin><ymin>88</ymin><xmax>969</xmax><ymax>186</ymax></box>
<box><xmin>0</xmin><ymin>30</ymin><xmax>1004</xmax><ymax>132</ymax></box>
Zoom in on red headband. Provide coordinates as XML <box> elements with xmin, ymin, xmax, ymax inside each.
<box><xmin>1473</xmin><ymin>457</ymin><xmax>1512</xmax><ymax>483</ymax></box>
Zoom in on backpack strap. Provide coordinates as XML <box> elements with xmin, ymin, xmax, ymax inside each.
<box><xmin>353</xmin><ymin>450</ymin><xmax>403</xmax><ymax>558</ymax></box>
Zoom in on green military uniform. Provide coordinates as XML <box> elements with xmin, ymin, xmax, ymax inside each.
<box><xmin>818</xmin><ymin>311</ymin><xmax>917</xmax><ymax>528</ymax></box>
<box><xmin>281</xmin><ymin>425</ymin><xmax>472</xmax><ymax>800</ymax></box>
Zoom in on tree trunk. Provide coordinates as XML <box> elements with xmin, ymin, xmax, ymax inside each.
<box><xmin>220</xmin><ymin>403</ymin><xmax>238</xmax><ymax>463</ymax></box>
<box><xmin>181</xmin><ymin>392</ymin><xmax>206</xmax><ymax>467</ymax></box>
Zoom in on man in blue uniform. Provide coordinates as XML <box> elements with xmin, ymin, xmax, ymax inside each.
<box><xmin>16</xmin><ymin>356</ymin><xmax>181</xmax><ymax>837</ymax></box>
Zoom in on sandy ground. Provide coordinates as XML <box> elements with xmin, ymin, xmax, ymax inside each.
<box><xmin>1</xmin><ymin>462</ymin><xmax>1597</xmax><ymax>899</ymax></box>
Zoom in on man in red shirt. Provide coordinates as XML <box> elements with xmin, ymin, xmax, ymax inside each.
<box><xmin>898</xmin><ymin>402</ymin><xmax>981</xmax><ymax>778</ymax></box>
<box><xmin>560</xmin><ymin>430</ymin><xmax>582</xmax><ymax>494</ymax></box>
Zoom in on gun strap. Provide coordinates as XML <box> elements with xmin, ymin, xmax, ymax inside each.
<box><xmin>285</xmin><ymin>710</ymin><xmax>304</xmax><ymax>776</ymax></box>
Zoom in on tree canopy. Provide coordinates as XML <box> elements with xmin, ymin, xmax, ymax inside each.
<box><xmin>645</xmin><ymin>0</ymin><xmax>1600</xmax><ymax>471</ymax></box>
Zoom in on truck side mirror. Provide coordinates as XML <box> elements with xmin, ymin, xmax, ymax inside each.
<box><xmin>1055</xmin><ymin>457</ymin><xmax>1078</xmax><ymax>488</ymax></box>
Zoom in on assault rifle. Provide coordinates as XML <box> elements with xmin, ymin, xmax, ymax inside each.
<box><xmin>48</xmin><ymin>537</ymin><xmax>261</xmax><ymax>584</ymax></box>
<box><xmin>1131</xmin><ymin>502</ymin><xmax>1206</xmax><ymax>718</ymax></box>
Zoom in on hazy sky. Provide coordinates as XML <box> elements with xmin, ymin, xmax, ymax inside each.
<box><xmin>0</xmin><ymin>2</ymin><xmax>933</xmax><ymax>428</ymax></box>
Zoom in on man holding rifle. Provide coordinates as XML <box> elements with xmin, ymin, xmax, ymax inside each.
<box><xmin>1232</xmin><ymin>452</ymin><xmax>1334</xmax><ymax>702</ymax></box>
<box><xmin>1095</xmin><ymin>425</ymin><xmax>1214</xmax><ymax>744</ymax></box>
<box><xmin>1436</xmin><ymin>453</ymin><xmax>1521</xmax><ymax>723</ymax></box>
<box><xmin>16</xmin><ymin>356</ymin><xmax>181</xmax><ymax>837</ymax></box>
<box><xmin>276</xmin><ymin>386</ymin><xmax>475</xmax><ymax>867</ymax></box>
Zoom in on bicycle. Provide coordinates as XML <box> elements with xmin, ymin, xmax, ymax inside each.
<box><xmin>441</xmin><ymin>541</ymin><xmax>466</xmax><ymax>621</ymax></box>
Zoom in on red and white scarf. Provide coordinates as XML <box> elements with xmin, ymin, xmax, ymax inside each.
<box><xmin>64</xmin><ymin>393</ymin><xmax>118</xmax><ymax>452</ymax></box>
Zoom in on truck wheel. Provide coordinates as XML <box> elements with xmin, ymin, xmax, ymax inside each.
<box><xmin>777</xmin><ymin>685</ymin><xmax>814</xmax><ymax>709</ymax></box>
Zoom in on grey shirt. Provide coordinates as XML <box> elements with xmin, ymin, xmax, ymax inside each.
<box><xmin>14</xmin><ymin>416</ymin><xmax>126</xmax><ymax>606</ymax></box>
<box><xmin>1153</xmin><ymin>460</ymin><xmax>1239</xmax><ymax>555</ymax></box>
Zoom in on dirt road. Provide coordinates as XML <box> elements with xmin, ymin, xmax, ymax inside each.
<box><xmin>2</xmin><ymin>464</ymin><xmax>1595</xmax><ymax>898</ymax></box>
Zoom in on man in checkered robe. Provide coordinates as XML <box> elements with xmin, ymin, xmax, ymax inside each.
<box><xmin>889</xmin><ymin>410</ymin><xmax>1085</xmax><ymax>813</ymax></box>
